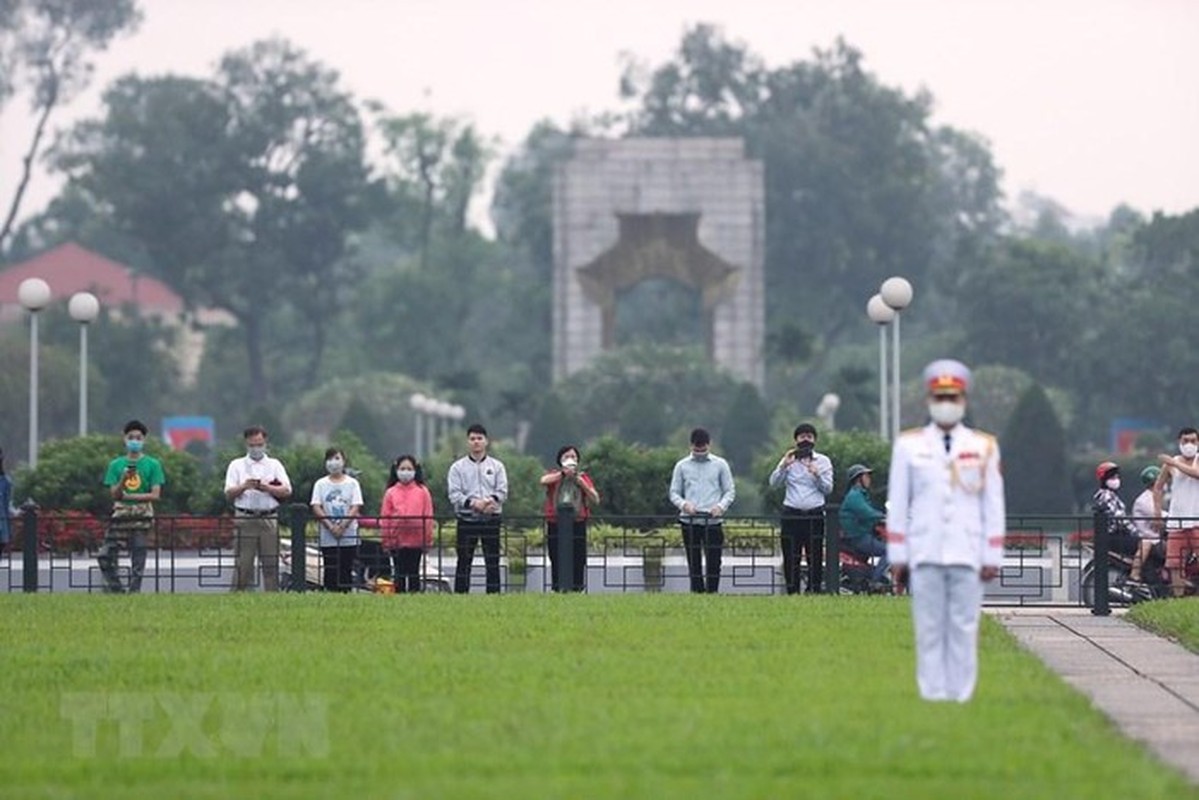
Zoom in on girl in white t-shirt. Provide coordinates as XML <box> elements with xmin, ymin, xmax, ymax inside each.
<box><xmin>310</xmin><ymin>448</ymin><xmax>363</xmax><ymax>592</ymax></box>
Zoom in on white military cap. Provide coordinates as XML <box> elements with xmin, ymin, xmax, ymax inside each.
<box><xmin>923</xmin><ymin>359</ymin><xmax>971</xmax><ymax>395</ymax></box>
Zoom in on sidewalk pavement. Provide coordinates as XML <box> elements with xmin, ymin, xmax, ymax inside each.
<box><xmin>991</xmin><ymin>608</ymin><xmax>1199</xmax><ymax>785</ymax></box>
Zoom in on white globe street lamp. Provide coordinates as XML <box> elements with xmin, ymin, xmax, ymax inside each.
<box><xmin>880</xmin><ymin>277</ymin><xmax>915</xmax><ymax>441</ymax></box>
<box><xmin>18</xmin><ymin>278</ymin><xmax>52</xmax><ymax>468</ymax></box>
<box><xmin>68</xmin><ymin>292</ymin><xmax>100</xmax><ymax>436</ymax></box>
<box><xmin>866</xmin><ymin>293</ymin><xmax>895</xmax><ymax>440</ymax></box>
<box><xmin>816</xmin><ymin>392</ymin><xmax>841</xmax><ymax>431</ymax></box>
<box><xmin>409</xmin><ymin>393</ymin><xmax>429</xmax><ymax>456</ymax></box>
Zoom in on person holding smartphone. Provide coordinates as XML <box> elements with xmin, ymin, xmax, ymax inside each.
<box><xmin>224</xmin><ymin>425</ymin><xmax>292</xmax><ymax>591</ymax></box>
<box><xmin>769</xmin><ymin>423</ymin><xmax>834</xmax><ymax>594</ymax></box>
<box><xmin>99</xmin><ymin>420</ymin><xmax>165</xmax><ymax>593</ymax></box>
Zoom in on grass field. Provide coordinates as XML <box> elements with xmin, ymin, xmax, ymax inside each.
<box><xmin>1127</xmin><ymin>597</ymin><xmax>1199</xmax><ymax>652</ymax></box>
<box><xmin>1</xmin><ymin>594</ymin><xmax>1196</xmax><ymax>799</ymax></box>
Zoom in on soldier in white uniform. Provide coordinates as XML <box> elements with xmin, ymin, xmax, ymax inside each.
<box><xmin>886</xmin><ymin>359</ymin><xmax>1006</xmax><ymax>702</ymax></box>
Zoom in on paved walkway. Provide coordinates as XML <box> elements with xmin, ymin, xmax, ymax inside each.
<box><xmin>991</xmin><ymin>608</ymin><xmax>1199</xmax><ymax>784</ymax></box>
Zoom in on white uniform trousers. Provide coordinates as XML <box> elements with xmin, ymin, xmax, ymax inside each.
<box><xmin>910</xmin><ymin>564</ymin><xmax>983</xmax><ymax>702</ymax></box>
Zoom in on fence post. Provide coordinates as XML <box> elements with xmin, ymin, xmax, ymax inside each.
<box><xmin>1091</xmin><ymin>510</ymin><xmax>1110</xmax><ymax>616</ymax></box>
<box><xmin>288</xmin><ymin>503</ymin><xmax>308</xmax><ymax>592</ymax></box>
<box><xmin>555</xmin><ymin>505</ymin><xmax>575</xmax><ymax>592</ymax></box>
<box><xmin>21</xmin><ymin>498</ymin><xmax>38</xmax><ymax>593</ymax></box>
<box><xmin>825</xmin><ymin>506</ymin><xmax>840</xmax><ymax>594</ymax></box>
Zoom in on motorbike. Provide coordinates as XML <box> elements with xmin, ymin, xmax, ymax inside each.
<box><xmin>1080</xmin><ymin>540</ymin><xmax>1197</xmax><ymax>606</ymax></box>
<box><xmin>837</xmin><ymin>547</ymin><xmax>894</xmax><ymax>595</ymax></box>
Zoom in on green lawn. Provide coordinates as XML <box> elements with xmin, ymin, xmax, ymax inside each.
<box><xmin>1127</xmin><ymin>597</ymin><xmax>1199</xmax><ymax>652</ymax></box>
<box><xmin>0</xmin><ymin>594</ymin><xmax>1195</xmax><ymax>799</ymax></box>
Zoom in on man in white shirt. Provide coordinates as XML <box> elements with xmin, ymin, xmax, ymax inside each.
<box><xmin>1154</xmin><ymin>427</ymin><xmax>1199</xmax><ymax>597</ymax></box>
<box><xmin>224</xmin><ymin>425</ymin><xmax>292</xmax><ymax>591</ymax></box>
<box><xmin>886</xmin><ymin>359</ymin><xmax>1005</xmax><ymax>702</ymax></box>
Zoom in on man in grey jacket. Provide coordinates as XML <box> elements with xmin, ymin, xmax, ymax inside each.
<box><xmin>669</xmin><ymin>428</ymin><xmax>736</xmax><ymax>593</ymax></box>
<box><xmin>447</xmin><ymin>424</ymin><xmax>509</xmax><ymax>593</ymax></box>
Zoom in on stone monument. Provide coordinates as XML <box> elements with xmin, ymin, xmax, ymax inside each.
<box><xmin>552</xmin><ymin>138</ymin><xmax>765</xmax><ymax>387</ymax></box>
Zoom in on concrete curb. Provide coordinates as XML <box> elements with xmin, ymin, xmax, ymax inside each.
<box><xmin>990</xmin><ymin>609</ymin><xmax>1199</xmax><ymax>785</ymax></box>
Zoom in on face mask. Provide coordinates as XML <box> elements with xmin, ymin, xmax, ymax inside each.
<box><xmin>125</xmin><ymin>438</ymin><xmax>144</xmax><ymax>453</ymax></box>
<box><xmin>1180</xmin><ymin>442</ymin><xmax>1198</xmax><ymax>459</ymax></box>
<box><xmin>1106</xmin><ymin>477</ymin><xmax>1121</xmax><ymax>490</ymax></box>
<box><xmin>561</xmin><ymin>458</ymin><xmax>578</xmax><ymax>470</ymax></box>
<box><xmin>248</xmin><ymin>445</ymin><xmax>266</xmax><ymax>461</ymax></box>
<box><xmin>326</xmin><ymin>459</ymin><xmax>344</xmax><ymax>475</ymax></box>
<box><xmin>396</xmin><ymin>469</ymin><xmax>416</xmax><ymax>484</ymax></box>
<box><xmin>928</xmin><ymin>400</ymin><xmax>965</xmax><ymax>427</ymax></box>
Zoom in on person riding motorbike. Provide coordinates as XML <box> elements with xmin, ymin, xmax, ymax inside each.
<box><xmin>837</xmin><ymin>463</ymin><xmax>889</xmax><ymax>588</ymax></box>
<box><xmin>1129</xmin><ymin>466</ymin><xmax>1163</xmax><ymax>587</ymax></box>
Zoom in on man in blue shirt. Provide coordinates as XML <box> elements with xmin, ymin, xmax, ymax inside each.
<box><xmin>669</xmin><ymin>428</ymin><xmax>736</xmax><ymax>593</ymax></box>
<box><xmin>769</xmin><ymin>423</ymin><xmax>834</xmax><ymax>594</ymax></box>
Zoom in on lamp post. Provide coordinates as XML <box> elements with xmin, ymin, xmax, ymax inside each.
<box><xmin>433</xmin><ymin>401</ymin><xmax>454</xmax><ymax>450</ymax></box>
<box><xmin>68</xmin><ymin>292</ymin><xmax>100</xmax><ymax>436</ymax></box>
<box><xmin>815</xmin><ymin>393</ymin><xmax>841</xmax><ymax>432</ymax></box>
<box><xmin>448</xmin><ymin>404</ymin><xmax>466</xmax><ymax>445</ymax></box>
<box><xmin>18</xmin><ymin>278</ymin><xmax>53</xmax><ymax>468</ymax></box>
<box><xmin>409</xmin><ymin>393</ymin><xmax>429</xmax><ymax>457</ymax></box>
<box><xmin>880</xmin><ymin>277</ymin><xmax>913</xmax><ymax>441</ymax></box>
<box><xmin>866</xmin><ymin>294</ymin><xmax>895</xmax><ymax>440</ymax></box>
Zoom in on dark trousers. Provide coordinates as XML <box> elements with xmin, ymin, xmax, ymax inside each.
<box><xmin>97</xmin><ymin>521</ymin><xmax>149</xmax><ymax>594</ymax></box>
<box><xmin>455</xmin><ymin>518</ymin><xmax>502</xmax><ymax>594</ymax></box>
<box><xmin>681</xmin><ymin>522</ymin><xmax>724</xmax><ymax>593</ymax></box>
<box><xmin>781</xmin><ymin>508</ymin><xmax>825</xmax><ymax>594</ymax></box>
<box><xmin>547</xmin><ymin>519</ymin><xmax>588</xmax><ymax>592</ymax></box>
<box><xmin>390</xmin><ymin>547</ymin><xmax>424</xmax><ymax>593</ymax></box>
<box><xmin>320</xmin><ymin>545</ymin><xmax>357</xmax><ymax>592</ymax></box>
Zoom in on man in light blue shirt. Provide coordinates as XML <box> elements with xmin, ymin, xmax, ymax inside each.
<box><xmin>769</xmin><ymin>423</ymin><xmax>835</xmax><ymax>594</ymax></box>
<box><xmin>669</xmin><ymin>428</ymin><xmax>736</xmax><ymax>593</ymax></box>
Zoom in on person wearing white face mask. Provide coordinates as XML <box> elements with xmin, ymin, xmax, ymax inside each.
<box><xmin>669</xmin><ymin>428</ymin><xmax>736</xmax><ymax>593</ymax></box>
<box><xmin>379</xmin><ymin>454</ymin><xmax>435</xmax><ymax>593</ymax></box>
<box><xmin>310</xmin><ymin>448</ymin><xmax>363</xmax><ymax>592</ymax></box>
<box><xmin>1154</xmin><ymin>427</ymin><xmax>1199</xmax><ymax>597</ymax></box>
<box><xmin>540</xmin><ymin>444</ymin><xmax>601</xmax><ymax>592</ymax></box>
<box><xmin>885</xmin><ymin>359</ymin><xmax>1006</xmax><ymax>702</ymax></box>
<box><xmin>1091</xmin><ymin>462</ymin><xmax>1141</xmax><ymax>564</ymax></box>
<box><xmin>224</xmin><ymin>425</ymin><xmax>292</xmax><ymax>591</ymax></box>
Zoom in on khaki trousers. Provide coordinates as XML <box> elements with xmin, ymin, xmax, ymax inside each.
<box><xmin>233</xmin><ymin>514</ymin><xmax>279</xmax><ymax>591</ymax></box>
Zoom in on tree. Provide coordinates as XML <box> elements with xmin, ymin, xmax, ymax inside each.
<box><xmin>0</xmin><ymin>332</ymin><xmax>82</xmax><ymax>465</ymax></box>
<box><xmin>954</xmin><ymin>237</ymin><xmax>1103</xmax><ymax>390</ymax></box>
<box><xmin>0</xmin><ymin>0</ymin><xmax>142</xmax><ymax>251</ymax></box>
<box><xmin>556</xmin><ymin>344</ymin><xmax>742</xmax><ymax>447</ymax></box>
<box><xmin>621</xmin><ymin>27</ymin><xmax>1005</xmax><ymax>389</ymax></box>
<box><xmin>335</xmin><ymin>396</ymin><xmax>390</xmax><ymax>463</ymax></box>
<box><xmin>525</xmin><ymin>391</ymin><xmax>578</xmax><ymax>465</ymax></box>
<box><xmin>1079</xmin><ymin>208</ymin><xmax>1199</xmax><ymax>434</ymax></box>
<box><xmin>52</xmin><ymin>38</ymin><xmax>373</xmax><ymax>402</ymax></box>
<box><xmin>1001</xmin><ymin>384</ymin><xmax>1073</xmax><ymax>515</ymax></box>
<box><xmin>720</xmin><ymin>382</ymin><xmax>771</xmax><ymax>471</ymax></box>
<box><xmin>373</xmin><ymin>110</ymin><xmax>495</xmax><ymax>268</ymax></box>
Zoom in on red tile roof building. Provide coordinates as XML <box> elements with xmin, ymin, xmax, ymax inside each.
<box><xmin>0</xmin><ymin>242</ymin><xmax>232</xmax><ymax>385</ymax></box>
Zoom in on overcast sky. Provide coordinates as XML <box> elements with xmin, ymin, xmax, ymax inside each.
<box><xmin>3</xmin><ymin>0</ymin><xmax>1197</xmax><ymax>230</ymax></box>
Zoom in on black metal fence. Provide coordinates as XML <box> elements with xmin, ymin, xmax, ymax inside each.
<box><xmin>4</xmin><ymin>502</ymin><xmax>1176</xmax><ymax>609</ymax></box>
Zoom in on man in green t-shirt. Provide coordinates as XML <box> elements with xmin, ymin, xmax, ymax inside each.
<box><xmin>99</xmin><ymin>420</ymin><xmax>165</xmax><ymax>593</ymax></box>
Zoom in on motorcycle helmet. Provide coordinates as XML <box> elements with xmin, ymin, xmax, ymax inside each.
<box><xmin>1139</xmin><ymin>465</ymin><xmax>1161</xmax><ymax>487</ymax></box>
<box><xmin>1095</xmin><ymin>461</ymin><xmax>1119</xmax><ymax>484</ymax></box>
